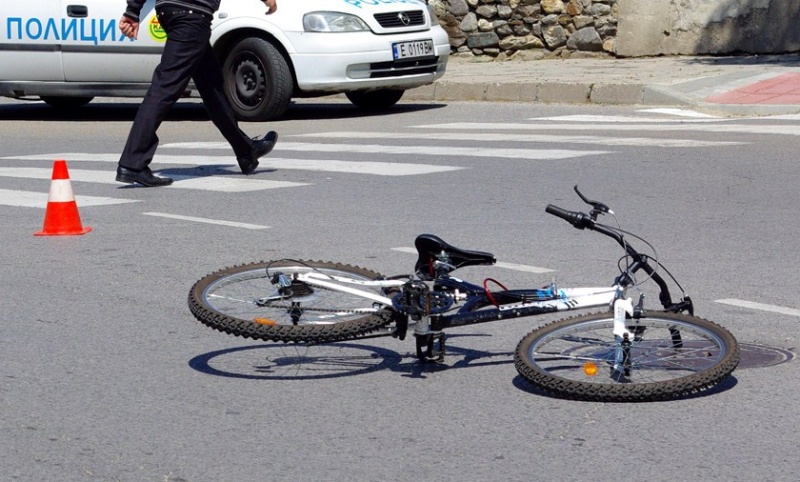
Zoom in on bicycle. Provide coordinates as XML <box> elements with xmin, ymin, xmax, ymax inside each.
<box><xmin>188</xmin><ymin>187</ymin><xmax>740</xmax><ymax>402</ymax></box>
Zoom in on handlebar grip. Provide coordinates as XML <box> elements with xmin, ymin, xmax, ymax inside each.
<box><xmin>545</xmin><ymin>204</ymin><xmax>593</xmax><ymax>229</ymax></box>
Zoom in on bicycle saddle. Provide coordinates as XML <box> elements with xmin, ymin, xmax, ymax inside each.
<box><xmin>414</xmin><ymin>234</ymin><xmax>496</xmax><ymax>280</ymax></box>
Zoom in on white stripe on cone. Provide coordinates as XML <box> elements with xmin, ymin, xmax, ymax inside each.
<box><xmin>48</xmin><ymin>179</ymin><xmax>76</xmax><ymax>203</ymax></box>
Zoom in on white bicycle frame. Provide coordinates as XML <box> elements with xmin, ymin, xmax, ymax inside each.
<box><xmin>298</xmin><ymin>271</ymin><xmax>625</xmax><ymax>317</ymax></box>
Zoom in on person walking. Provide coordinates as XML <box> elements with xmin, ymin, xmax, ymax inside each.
<box><xmin>116</xmin><ymin>0</ymin><xmax>278</xmax><ymax>187</ymax></box>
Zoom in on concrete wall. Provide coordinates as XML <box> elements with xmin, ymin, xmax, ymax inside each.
<box><xmin>616</xmin><ymin>0</ymin><xmax>800</xmax><ymax>57</ymax></box>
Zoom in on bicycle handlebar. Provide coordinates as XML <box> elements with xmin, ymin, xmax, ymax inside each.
<box><xmin>546</xmin><ymin>202</ymin><xmax>680</xmax><ymax>310</ymax></box>
<box><xmin>545</xmin><ymin>204</ymin><xmax>594</xmax><ymax>229</ymax></box>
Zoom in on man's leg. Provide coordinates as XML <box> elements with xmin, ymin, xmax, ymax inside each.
<box><xmin>191</xmin><ymin>47</ymin><xmax>253</xmax><ymax>159</ymax></box>
<box><xmin>192</xmin><ymin>47</ymin><xmax>278</xmax><ymax>174</ymax></box>
<box><xmin>119</xmin><ymin>9</ymin><xmax>209</xmax><ymax>172</ymax></box>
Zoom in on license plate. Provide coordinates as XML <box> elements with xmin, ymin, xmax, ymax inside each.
<box><xmin>392</xmin><ymin>39</ymin><xmax>434</xmax><ymax>60</ymax></box>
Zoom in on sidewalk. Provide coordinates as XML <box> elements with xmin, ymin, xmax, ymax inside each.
<box><xmin>406</xmin><ymin>53</ymin><xmax>800</xmax><ymax>116</ymax></box>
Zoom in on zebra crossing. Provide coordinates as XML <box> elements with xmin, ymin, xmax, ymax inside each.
<box><xmin>0</xmin><ymin>109</ymin><xmax>786</xmax><ymax>209</ymax></box>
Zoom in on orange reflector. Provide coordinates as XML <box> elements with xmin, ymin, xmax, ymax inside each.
<box><xmin>254</xmin><ymin>318</ymin><xmax>278</xmax><ymax>326</ymax></box>
<box><xmin>583</xmin><ymin>361</ymin><xmax>599</xmax><ymax>377</ymax></box>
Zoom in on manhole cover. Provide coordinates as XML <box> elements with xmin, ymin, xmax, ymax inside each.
<box><xmin>737</xmin><ymin>343</ymin><xmax>795</xmax><ymax>369</ymax></box>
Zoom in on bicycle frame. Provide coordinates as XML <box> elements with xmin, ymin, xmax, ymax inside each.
<box><xmin>295</xmin><ymin>272</ymin><xmax>620</xmax><ymax>327</ymax></box>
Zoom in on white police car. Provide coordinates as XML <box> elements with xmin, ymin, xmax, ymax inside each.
<box><xmin>0</xmin><ymin>0</ymin><xmax>449</xmax><ymax>120</ymax></box>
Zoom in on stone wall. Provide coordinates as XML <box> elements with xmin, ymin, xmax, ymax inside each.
<box><xmin>430</xmin><ymin>0</ymin><xmax>619</xmax><ymax>59</ymax></box>
<box><xmin>431</xmin><ymin>0</ymin><xmax>800</xmax><ymax>59</ymax></box>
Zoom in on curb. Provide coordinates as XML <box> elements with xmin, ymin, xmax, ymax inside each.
<box><xmin>405</xmin><ymin>80</ymin><xmax>800</xmax><ymax>117</ymax></box>
<box><xmin>406</xmin><ymin>81</ymin><xmax>647</xmax><ymax>105</ymax></box>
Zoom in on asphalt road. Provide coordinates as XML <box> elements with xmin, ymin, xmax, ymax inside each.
<box><xmin>1</xmin><ymin>97</ymin><xmax>798</xmax><ymax>481</ymax></box>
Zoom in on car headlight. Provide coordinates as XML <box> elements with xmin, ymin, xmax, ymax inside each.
<box><xmin>303</xmin><ymin>12</ymin><xmax>370</xmax><ymax>32</ymax></box>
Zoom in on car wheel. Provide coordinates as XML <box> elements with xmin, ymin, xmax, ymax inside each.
<box><xmin>345</xmin><ymin>90</ymin><xmax>405</xmax><ymax>110</ymax></box>
<box><xmin>222</xmin><ymin>37</ymin><xmax>293</xmax><ymax>121</ymax></box>
<box><xmin>40</xmin><ymin>96</ymin><xmax>94</xmax><ymax>109</ymax></box>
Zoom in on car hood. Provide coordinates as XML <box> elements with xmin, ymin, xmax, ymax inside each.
<box><xmin>217</xmin><ymin>0</ymin><xmax>432</xmax><ymax>32</ymax></box>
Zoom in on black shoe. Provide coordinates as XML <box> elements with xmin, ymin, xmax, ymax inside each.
<box><xmin>237</xmin><ymin>131</ymin><xmax>278</xmax><ymax>174</ymax></box>
<box><xmin>116</xmin><ymin>166</ymin><xmax>173</xmax><ymax>187</ymax></box>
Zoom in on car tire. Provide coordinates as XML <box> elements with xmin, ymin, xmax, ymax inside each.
<box><xmin>222</xmin><ymin>37</ymin><xmax>293</xmax><ymax>122</ymax></box>
<box><xmin>345</xmin><ymin>89</ymin><xmax>404</xmax><ymax>110</ymax></box>
<box><xmin>40</xmin><ymin>96</ymin><xmax>94</xmax><ymax>109</ymax></box>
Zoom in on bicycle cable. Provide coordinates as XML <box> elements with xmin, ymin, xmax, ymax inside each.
<box><xmin>483</xmin><ymin>278</ymin><xmax>509</xmax><ymax>307</ymax></box>
<box><xmin>594</xmin><ymin>217</ymin><xmax>661</xmax><ymax>289</ymax></box>
<box><xmin>602</xmin><ymin>223</ymin><xmax>688</xmax><ymax>298</ymax></box>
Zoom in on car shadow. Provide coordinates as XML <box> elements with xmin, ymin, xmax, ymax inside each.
<box><xmin>282</xmin><ymin>100</ymin><xmax>446</xmax><ymax>121</ymax></box>
<box><xmin>0</xmin><ymin>100</ymin><xmax>207</xmax><ymax>122</ymax></box>
<box><xmin>0</xmin><ymin>99</ymin><xmax>447</xmax><ymax>122</ymax></box>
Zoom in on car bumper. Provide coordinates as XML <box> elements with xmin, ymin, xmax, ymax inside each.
<box><xmin>286</xmin><ymin>29</ymin><xmax>450</xmax><ymax>92</ymax></box>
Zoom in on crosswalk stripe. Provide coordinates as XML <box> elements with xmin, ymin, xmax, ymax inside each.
<box><xmin>529</xmin><ymin>114</ymin><xmax>726</xmax><ymax>123</ymax></box>
<box><xmin>637</xmin><ymin>108</ymin><xmax>722</xmax><ymax>118</ymax></box>
<box><xmin>412</xmin><ymin>122</ymin><xmax>800</xmax><ymax>136</ymax></box>
<box><xmin>0</xmin><ymin>154</ymin><xmax>463</xmax><ymax>176</ymax></box>
<box><xmin>143</xmin><ymin>212</ymin><xmax>269</xmax><ymax>230</ymax></box>
<box><xmin>288</xmin><ymin>131</ymin><xmax>742</xmax><ymax>148</ymax></box>
<box><xmin>159</xmin><ymin>141</ymin><xmax>609</xmax><ymax>160</ymax></box>
<box><xmin>390</xmin><ymin>247</ymin><xmax>554</xmax><ymax>274</ymax></box>
<box><xmin>716</xmin><ymin>298</ymin><xmax>800</xmax><ymax>317</ymax></box>
<box><xmin>0</xmin><ymin>188</ymin><xmax>138</xmax><ymax>208</ymax></box>
<box><xmin>261</xmin><ymin>141</ymin><xmax>608</xmax><ymax>160</ymax></box>
<box><xmin>0</xmin><ymin>167</ymin><xmax>308</xmax><ymax>192</ymax></box>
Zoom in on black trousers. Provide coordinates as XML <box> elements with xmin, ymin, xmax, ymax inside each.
<box><xmin>119</xmin><ymin>6</ymin><xmax>251</xmax><ymax>171</ymax></box>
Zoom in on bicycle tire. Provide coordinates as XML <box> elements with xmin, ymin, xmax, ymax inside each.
<box><xmin>188</xmin><ymin>260</ymin><xmax>393</xmax><ymax>343</ymax></box>
<box><xmin>514</xmin><ymin>311</ymin><xmax>739</xmax><ymax>402</ymax></box>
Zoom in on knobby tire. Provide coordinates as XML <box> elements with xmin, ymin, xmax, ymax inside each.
<box><xmin>188</xmin><ymin>260</ymin><xmax>392</xmax><ymax>343</ymax></box>
<box><xmin>514</xmin><ymin>311</ymin><xmax>739</xmax><ymax>402</ymax></box>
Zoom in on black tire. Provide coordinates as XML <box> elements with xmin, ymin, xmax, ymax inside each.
<box><xmin>188</xmin><ymin>260</ymin><xmax>393</xmax><ymax>343</ymax></box>
<box><xmin>345</xmin><ymin>89</ymin><xmax>404</xmax><ymax>110</ymax></box>
<box><xmin>41</xmin><ymin>96</ymin><xmax>93</xmax><ymax>109</ymax></box>
<box><xmin>514</xmin><ymin>311</ymin><xmax>739</xmax><ymax>402</ymax></box>
<box><xmin>221</xmin><ymin>37</ymin><xmax>293</xmax><ymax>121</ymax></box>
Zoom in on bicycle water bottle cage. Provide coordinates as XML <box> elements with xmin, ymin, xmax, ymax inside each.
<box><xmin>414</xmin><ymin>234</ymin><xmax>496</xmax><ymax>280</ymax></box>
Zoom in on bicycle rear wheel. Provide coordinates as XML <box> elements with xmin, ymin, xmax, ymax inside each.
<box><xmin>514</xmin><ymin>311</ymin><xmax>739</xmax><ymax>402</ymax></box>
<box><xmin>188</xmin><ymin>260</ymin><xmax>393</xmax><ymax>343</ymax></box>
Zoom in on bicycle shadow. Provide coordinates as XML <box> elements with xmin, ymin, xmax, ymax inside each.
<box><xmin>187</xmin><ymin>334</ymin><xmax>514</xmax><ymax>381</ymax></box>
<box><xmin>189</xmin><ymin>334</ymin><xmax>741</xmax><ymax>402</ymax></box>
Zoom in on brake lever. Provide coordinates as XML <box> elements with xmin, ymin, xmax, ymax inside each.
<box><xmin>574</xmin><ymin>185</ymin><xmax>613</xmax><ymax>220</ymax></box>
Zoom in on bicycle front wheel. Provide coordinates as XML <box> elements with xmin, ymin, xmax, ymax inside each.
<box><xmin>189</xmin><ymin>260</ymin><xmax>393</xmax><ymax>343</ymax></box>
<box><xmin>514</xmin><ymin>311</ymin><xmax>739</xmax><ymax>402</ymax></box>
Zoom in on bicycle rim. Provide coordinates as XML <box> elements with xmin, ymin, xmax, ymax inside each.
<box><xmin>514</xmin><ymin>311</ymin><xmax>739</xmax><ymax>402</ymax></box>
<box><xmin>188</xmin><ymin>260</ymin><xmax>393</xmax><ymax>343</ymax></box>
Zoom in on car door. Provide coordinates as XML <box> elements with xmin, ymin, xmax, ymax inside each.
<box><xmin>0</xmin><ymin>0</ymin><xmax>64</xmax><ymax>81</ymax></box>
<box><xmin>60</xmin><ymin>0</ymin><xmax>163</xmax><ymax>82</ymax></box>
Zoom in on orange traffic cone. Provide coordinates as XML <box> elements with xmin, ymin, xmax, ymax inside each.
<box><xmin>34</xmin><ymin>160</ymin><xmax>92</xmax><ymax>236</ymax></box>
